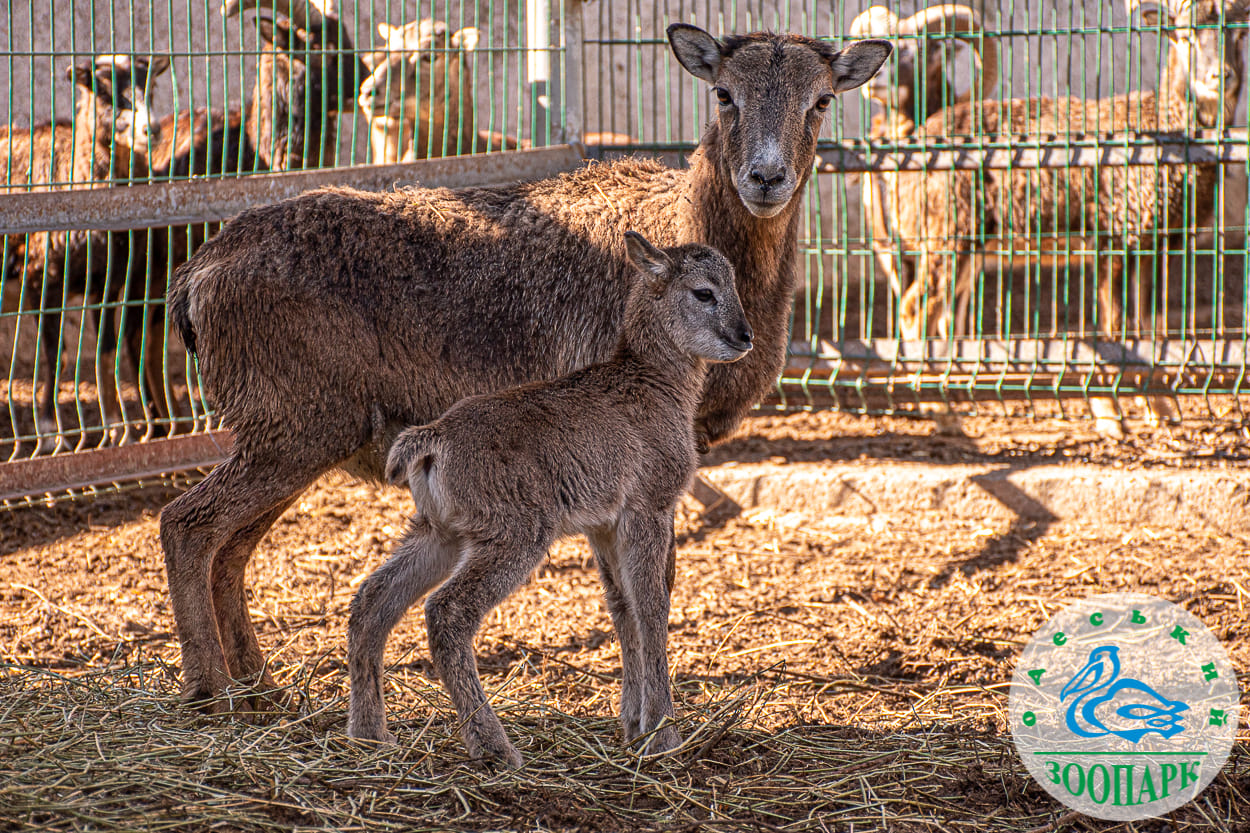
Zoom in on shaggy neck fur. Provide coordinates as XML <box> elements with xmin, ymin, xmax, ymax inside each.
<box><xmin>680</xmin><ymin>119</ymin><xmax>804</xmax><ymax>316</ymax></box>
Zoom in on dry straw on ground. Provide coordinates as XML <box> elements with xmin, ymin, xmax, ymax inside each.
<box><xmin>2</xmin><ymin>412</ymin><xmax>1249</xmax><ymax>831</ymax></box>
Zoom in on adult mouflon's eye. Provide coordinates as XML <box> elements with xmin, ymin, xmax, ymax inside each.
<box><xmin>693</xmin><ymin>288</ymin><xmax>715</xmax><ymax>303</ymax></box>
<box><xmin>714</xmin><ymin>87</ymin><xmax>733</xmax><ymax>106</ymax></box>
<box><xmin>813</xmin><ymin>94</ymin><xmax>832</xmax><ymax>112</ymax></box>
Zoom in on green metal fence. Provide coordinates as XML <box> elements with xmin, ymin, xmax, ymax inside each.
<box><xmin>2</xmin><ymin>0</ymin><xmax>1249</xmax><ymax>503</ymax></box>
<box><xmin>0</xmin><ymin>0</ymin><xmax>572</xmax><ymax>501</ymax></box>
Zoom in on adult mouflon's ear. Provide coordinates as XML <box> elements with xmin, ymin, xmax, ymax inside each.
<box><xmin>826</xmin><ymin>39</ymin><xmax>892</xmax><ymax>95</ymax></box>
<box><xmin>624</xmin><ymin>231</ymin><xmax>673</xmax><ymax>291</ymax></box>
<box><xmin>667</xmin><ymin>24</ymin><xmax>724</xmax><ymax>84</ymax></box>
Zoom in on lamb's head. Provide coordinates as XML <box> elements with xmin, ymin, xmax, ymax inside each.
<box><xmin>849</xmin><ymin>4</ymin><xmax>998</xmax><ymax>137</ymax></box>
<box><xmin>358</xmin><ymin>19</ymin><xmax>480</xmax><ymax>158</ymax></box>
<box><xmin>667</xmin><ymin>24</ymin><xmax>889</xmax><ymax>219</ymax></box>
<box><xmin>623</xmin><ymin>232</ymin><xmax>753</xmax><ymax>364</ymax></box>
<box><xmin>1130</xmin><ymin>0</ymin><xmax>1250</xmax><ymax>128</ymax></box>
<box><xmin>68</xmin><ymin>54</ymin><xmax>171</xmax><ymax>153</ymax></box>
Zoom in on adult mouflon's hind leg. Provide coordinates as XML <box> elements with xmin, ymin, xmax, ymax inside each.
<box><xmin>617</xmin><ymin>507</ymin><xmax>682</xmax><ymax>756</ymax></box>
<box><xmin>160</xmin><ymin>448</ymin><xmax>331</xmax><ymax>710</ymax></box>
<box><xmin>209</xmin><ymin>498</ymin><xmax>298</xmax><ymax>710</ymax></box>
<box><xmin>424</xmin><ymin>530</ymin><xmax>554</xmax><ymax>768</ymax></box>
<box><xmin>348</xmin><ymin>518</ymin><xmax>462</xmax><ymax>743</ymax></box>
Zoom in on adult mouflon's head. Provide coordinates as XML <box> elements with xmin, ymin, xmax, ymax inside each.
<box><xmin>624</xmin><ymin>231</ymin><xmax>753</xmax><ymax>364</ymax></box>
<box><xmin>667</xmin><ymin>24</ymin><xmax>890</xmax><ymax>218</ymax></box>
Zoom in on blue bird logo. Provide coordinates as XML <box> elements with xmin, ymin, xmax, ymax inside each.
<box><xmin>1059</xmin><ymin>645</ymin><xmax>1189</xmax><ymax>742</ymax></box>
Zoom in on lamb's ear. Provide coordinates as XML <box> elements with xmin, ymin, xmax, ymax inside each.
<box><xmin>667</xmin><ymin>24</ymin><xmax>724</xmax><ymax>83</ymax></box>
<box><xmin>825</xmin><ymin>39</ymin><xmax>892</xmax><ymax>94</ymax></box>
<box><xmin>452</xmin><ymin>27</ymin><xmax>479</xmax><ymax>52</ymax></box>
<box><xmin>624</xmin><ymin>231</ymin><xmax>672</xmax><ymax>291</ymax></box>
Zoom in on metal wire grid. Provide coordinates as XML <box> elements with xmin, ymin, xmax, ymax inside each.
<box><xmin>0</xmin><ymin>0</ymin><xmax>565</xmax><ymax>466</ymax></box>
<box><xmin>578</xmin><ymin>0</ymin><xmax>1247</xmax><ymax>415</ymax></box>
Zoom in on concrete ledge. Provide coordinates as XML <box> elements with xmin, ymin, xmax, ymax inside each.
<box><xmin>702</xmin><ymin>461</ymin><xmax>1250</xmax><ymax>530</ymax></box>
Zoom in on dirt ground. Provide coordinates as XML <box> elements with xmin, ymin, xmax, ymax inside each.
<box><xmin>1</xmin><ymin>411</ymin><xmax>1248</xmax><ymax>831</ymax></box>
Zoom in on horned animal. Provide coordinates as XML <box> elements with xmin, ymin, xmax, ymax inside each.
<box><xmin>0</xmin><ymin>54</ymin><xmax>169</xmax><ymax>448</ymax></box>
<box><xmin>160</xmin><ymin>23</ymin><xmax>889</xmax><ymax>710</ymax></box>
<box><xmin>357</xmin><ymin>20</ymin><xmax>638</xmax><ymax>162</ymax></box>
<box><xmin>881</xmin><ymin>0</ymin><xmax>1248</xmax><ymax>436</ymax></box>
<box><xmin>112</xmin><ymin>0</ymin><xmax>364</xmax><ymax>429</ymax></box>
<box><xmin>224</xmin><ymin>0</ymin><xmax>366</xmax><ymax>170</ymax></box>
<box><xmin>358</xmin><ymin>19</ymin><xmax>492</xmax><ymax>162</ymax></box>
<box><xmin>348</xmin><ymin>233</ymin><xmax>751</xmax><ymax>766</ymax></box>
<box><xmin>849</xmin><ymin>4</ymin><xmax>997</xmax><ymax>305</ymax></box>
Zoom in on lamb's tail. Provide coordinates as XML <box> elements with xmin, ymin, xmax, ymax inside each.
<box><xmin>385</xmin><ymin>425</ymin><xmax>440</xmax><ymax>488</ymax></box>
<box><xmin>167</xmin><ymin>260</ymin><xmax>200</xmax><ymax>355</ymax></box>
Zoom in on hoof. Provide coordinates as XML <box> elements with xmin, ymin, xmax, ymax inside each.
<box><xmin>348</xmin><ymin>724</ymin><xmax>398</xmax><ymax>745</ymax></box>
<box><xmin>181</xmin><ymin>687</ymin><xmax>232</xmax><ymax>716</ymax></box>
<box><xmin>469</xmin><ymin>738</ymin><xmax>524</xmax><ymax>769</ymax></box>
<box><xmin>639</xmin><ymin>724</ymin><xmax>683</xmax><ymax>758</ymax></box>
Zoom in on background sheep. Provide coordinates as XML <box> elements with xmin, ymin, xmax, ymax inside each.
<box><xmin>224</xmin><ymin>0</ymin><xmax>367</xmax><ymax>171</ymax></box>
<box><xmin>1</xmin><ymin>54</ymin><xmax>169</xmax><ymax>449</ymax></box>
<box><xmin>881</xmin><ymin>0</ymin><xmax>1248</xmax><ymax>436</ymax></box>
<box><xmin>849</xmin><ymin>3</ymin><xmax>998</xmax><ymax>310</ymax></box>
<box><xmin>358</xmin><ymin>19</ymin><xmax>498</xmax><ymax>163</ymax></box>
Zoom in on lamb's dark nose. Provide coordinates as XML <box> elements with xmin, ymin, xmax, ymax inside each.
<box><xmin>737</xmin><ymin>323</ymin><xmax>754</xmax><ymax>348</ymax></box>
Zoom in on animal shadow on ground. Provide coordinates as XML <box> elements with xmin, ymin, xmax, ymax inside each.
<box><xmin>927</xmin><ymin>463</ymin><xmax>1057</xmax><ymax>589</ymax></box>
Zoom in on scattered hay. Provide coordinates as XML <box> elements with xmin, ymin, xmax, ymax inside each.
<box><xmin>0</xmin><ymin>655</ymin><xmax>1246</xmax><ymax>832</ymax></box>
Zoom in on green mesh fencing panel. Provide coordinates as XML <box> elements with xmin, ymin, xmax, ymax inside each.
<box><xmin>1</xmin><ymin>0</ymin><xmax>561</xmax><ymax>469</ymax></box>
<box><xmin>2</xmin><ymin>0</ymin><xmax>1249</xmax><ymax>496</ymax></box>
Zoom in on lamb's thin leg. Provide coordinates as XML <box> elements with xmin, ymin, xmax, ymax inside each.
<box><xmin>160</xmin><ymin>451</ymin><xmax>328</xmax><ymax>710</ymax></box>
<box><xmin>617</xmin><ymin>509</ymin><xmax>682</xmax><ymax>756</ymax></box>
<box><xmin>587</xmin><ymin>527</ymin><xmax>644</xmax><ymax>741</ymax></box>
<box><xmin>424</xmin><ymin>533</ymin><xmax>552</xmax><ymax>768</ymax></box>
<box><xmin>348</xmin><ymin>518</ymin><xmax>462</xmax><ymax>743</ymax></box>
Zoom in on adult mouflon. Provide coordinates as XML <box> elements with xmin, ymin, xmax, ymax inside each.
<box><xmin>348</xmin><ymin>233</ymin><xmax>751</xmax><ymax>766</ymax></box>
<box><xmin>161</xmin><ymin>23</ymin><xmax>889</xmax><ymax>710</ymax></box>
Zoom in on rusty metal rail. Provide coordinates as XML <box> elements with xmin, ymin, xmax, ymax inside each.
<box><xmin>0</xmin><ymin>145</ymin><xmax>585</xmax><ymax>235</ymax></box>
<box><xmin>814</xmin><ymin>129</ymin><xmax>1250</xmax><ymax>173</ymax></box>
<box><xmin>0</xmin><ymin>431</ymin><xmax>233</xmax><ymax>503</ymax></box>
<box><xmin>787</xmin><ymin>337</ymin><xmax>1250</xmax><ymax>373</ymax></box>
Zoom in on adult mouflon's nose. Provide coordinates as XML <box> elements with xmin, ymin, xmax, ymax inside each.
<box><xmin>749</xmin><ymin>164</ymin><xmax>786</xmax><ymax>190</ymax></box>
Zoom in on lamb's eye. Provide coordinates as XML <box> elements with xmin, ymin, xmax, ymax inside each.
<box><xmin>714</xmin><ymin>87</ymin><xmax>733</xmax><ymax>106</ymax></box>
<box><xmin>813</xmin><ymin>94</ymin><xmax>833</xmax><ymax>112</ymax></box>
<box><xmin>693</xmin><ymin>288</ymin><xmax>715</xmax><ymax>303</ymax></box>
